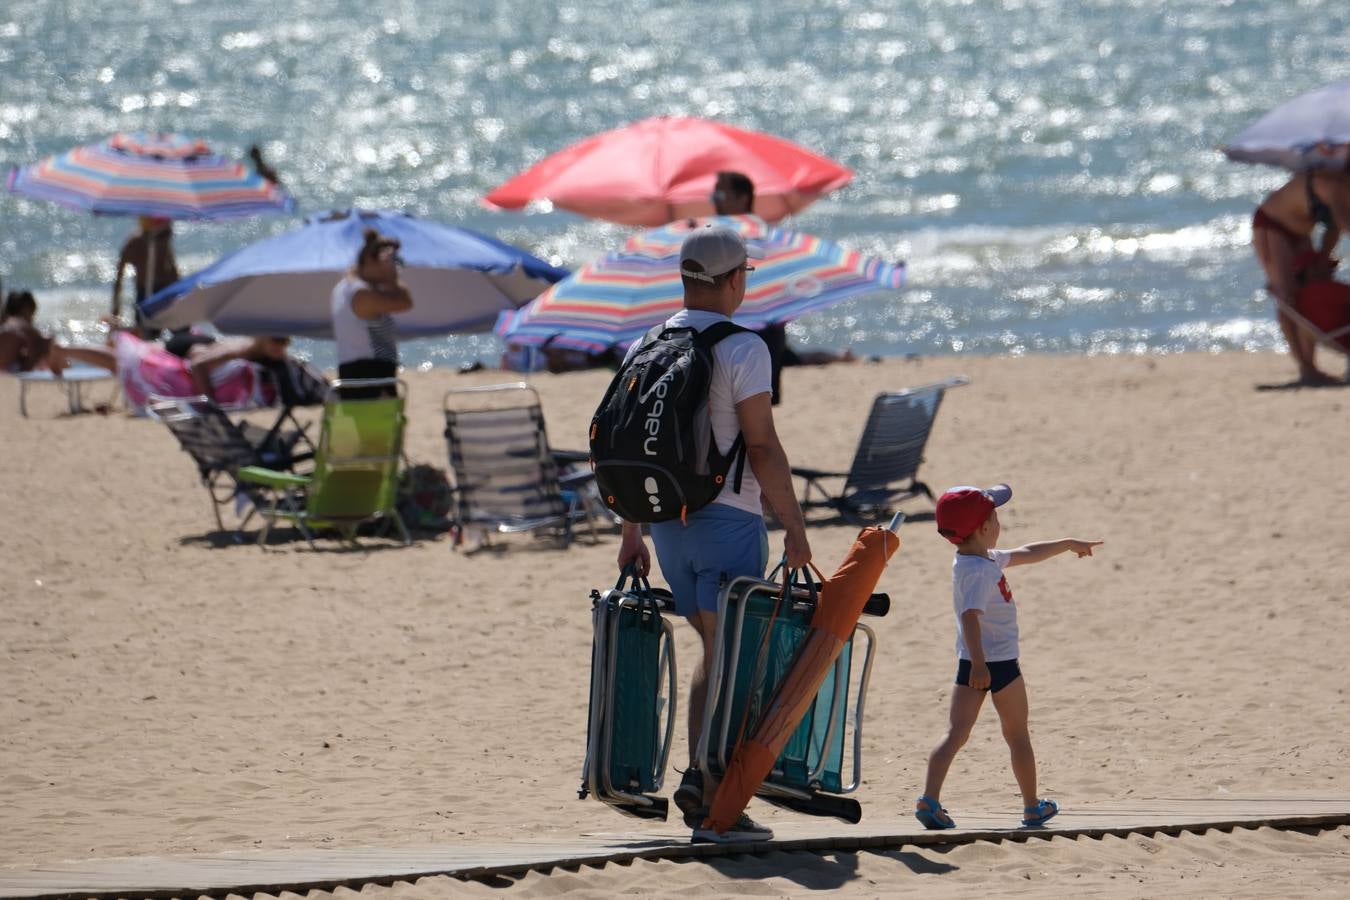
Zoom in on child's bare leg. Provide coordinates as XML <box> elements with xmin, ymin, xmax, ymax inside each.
<box><xmin>990</xmin><ymin>676</ymin><xmax>1037</xmax><ymax>808</ymax></box>
<box><xmin>920</xmin><ymin>685</ymin><xmax>985</xmax><ymax>813</ymax></box>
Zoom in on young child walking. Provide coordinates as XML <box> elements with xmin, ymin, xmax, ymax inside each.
<box><xmin>915</xmin><ymin>483</ymin><xmax>1102</xmax><ymax>830</ymax></box>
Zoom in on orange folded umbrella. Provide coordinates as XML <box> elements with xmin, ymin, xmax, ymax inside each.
<box><xmin>704</xmin><ymin>524</ymin><xmax>899</xmax><ymax>834</ymax></box>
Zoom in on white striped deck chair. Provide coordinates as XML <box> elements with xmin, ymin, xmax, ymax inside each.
<box><xmin>443</xmin><ymin>383</ymin><xmax>597</xmax><ymax>548</ymax></box>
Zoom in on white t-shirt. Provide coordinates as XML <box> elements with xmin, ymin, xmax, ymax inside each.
<box><xmin>952</xmin><ymin>548</ymin><xmax>1019</xmax><ymax>662</ymax></box>
<box><xmin>623</xmin><ymin>308</ymin><xmax>772</xmax><ymax>516</ymax></box>
<box><xmin>331</xmin><ymin>275</ymin><xmax>398</xmax><ymax>365</ymax></box>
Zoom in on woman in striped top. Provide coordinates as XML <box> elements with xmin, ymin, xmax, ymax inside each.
<box><xmin>331</xmin><ymin>228</ymin><xmax>413</xmax><ymax>394</ymax></box>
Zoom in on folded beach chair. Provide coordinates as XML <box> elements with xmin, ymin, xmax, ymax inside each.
<box><xmin>579</xmin><ymin>569</ymin><xmax>679</xmax><ymax>821</ymax></box>
<box><xmin>17</xmin><ymin>365</ymin><xmax>119</xmax><ymax>417</ymax></box>
<box><xmin>147</xmin><ymin>394</ymin><xmax>313</xmax><ymax>534</ymax></box>
<box><xmin>236</xmin><ymin>378</ymin><xmax>411</xmax><ymax>549</ymax></box>
<box><xmin>695</xmin><ymin>570</ymin><xmax>890</xmax><ymax>824</ymax></box>
<box><xmin>443</xmin><ymin>382</ymin><xmax>598</xmax><ymax>548</ymax></box>
<box><xmin>792</xmin><ymin>376</ymin><xmax>969</xmax><ymax>523</ymax></box>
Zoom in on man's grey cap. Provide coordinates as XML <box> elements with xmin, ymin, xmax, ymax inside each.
<box><xmin>679</xmin><ymin>225</ymin><xmax>764</xmax><ymax>283</ymax></box>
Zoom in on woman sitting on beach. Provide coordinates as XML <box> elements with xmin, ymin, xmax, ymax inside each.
<box><xmin>1252</xmin><ymin>161</ymin><xmax>1350</xmax><ymax>384</ymax></box>
<box><xmin>0</xmin><ymin>290</ymin><xmax>54</xmax><ymax>373</ymax></box>
<box><xmin>0</xmin><ymin>290</ymin><xmax>115</xmax><ymax>375</ymax></box>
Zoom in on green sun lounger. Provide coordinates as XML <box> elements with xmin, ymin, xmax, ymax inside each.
<box><xmin>237</xmin><ymin>378</ymin><xmax>411</xmax><ymax>548</ymax></box>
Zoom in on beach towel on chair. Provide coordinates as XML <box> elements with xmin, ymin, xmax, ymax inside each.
<box><xmin>115</xmin><ymin>332</ymin><xmax>274</xmax><ymax>414</ymax></box>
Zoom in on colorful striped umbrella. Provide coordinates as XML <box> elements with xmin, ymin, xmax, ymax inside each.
<box><xmin>6</xmin><ymin>132</ymin><xmax>294</xmax><ymax>220</ymax></box>
<box><xmin>495</xmin><ymin>215</ymin><xmax>905</xmax><ymax>353</ymax></box>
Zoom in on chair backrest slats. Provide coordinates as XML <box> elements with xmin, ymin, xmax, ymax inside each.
<box><xmin>149</xmin><ymin>396</ymin><xmax>261</xmax><ymax>479</ymax></box>
<box><xmin>444</xmin><ymin>386</ymin><xmax>566</xmax><ymax>525</ymax></box>
<box><xmin>842</xmin><ymin>385</ymin><xmax>948</xmax><ymax>494</ymax></box>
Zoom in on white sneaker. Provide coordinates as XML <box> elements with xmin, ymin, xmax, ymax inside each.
<box><xmin>691</xmin><ymin>813</ymin><xmax>774</xmax><ymax>844</ymax></box>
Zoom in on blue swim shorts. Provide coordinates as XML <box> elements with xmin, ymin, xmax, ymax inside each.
<box><xmin>956</xmin><ymin>658</ymin><xmax>1023</xmax><ymax>693</ymax></box>
<box><xmin>650</xmin><ymin>503</ymin><xmax>769</xmax><ymax>618</ymax></box>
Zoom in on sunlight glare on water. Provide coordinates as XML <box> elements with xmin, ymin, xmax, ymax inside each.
<box><xmin>1</xmin><ymin>0</ymin><xmax>1342</xmax><ymax>368</ymax></box>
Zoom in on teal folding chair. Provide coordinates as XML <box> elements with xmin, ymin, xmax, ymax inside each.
<box><xmin>238</xmin><ymin>378</ymin><xmax>411</xmax><ymax>548</ymax></box>
<box><xmin>695</xmin><ymin>571</ymin><xmax>890</xmax><ymax>823</ymax></box>
<box><xmin>579</xmin><ymin>569</ymin><xmax>678</xmax><ymax>821</ymax></box>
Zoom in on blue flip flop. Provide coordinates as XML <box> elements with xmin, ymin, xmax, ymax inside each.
<box><xmin>1022</xmin><ymin>798</ymin><xmax>1059</xmax><ymax>826</ymax></box>
<box><xmin>915</xmin><ymin>795</ymin><xmax>955</xmax><ymax>830</ymax></box>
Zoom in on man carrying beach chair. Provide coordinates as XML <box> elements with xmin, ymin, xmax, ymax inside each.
<box><xmin>593</xmin><ymin>225</ymin><xmax>813</xmax><ymax>844</ymax></box>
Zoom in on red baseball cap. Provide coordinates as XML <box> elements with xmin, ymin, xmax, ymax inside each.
<box><xmin>935</xmin><ymin>484</ymin><xmax>1012</xmax><ymax>545</ymax></box>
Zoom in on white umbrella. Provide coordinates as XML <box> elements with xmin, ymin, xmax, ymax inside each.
<box><xmin>1223</xmin><ymin>79</ymin><xmax>1350</xmax><ymax>170</ymax></box>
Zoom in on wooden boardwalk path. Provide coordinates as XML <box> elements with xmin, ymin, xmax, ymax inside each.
<box><xmin>4</xmin><ymin>797</ymin><xmax>1348</xmax><ymax>899</ymax></box>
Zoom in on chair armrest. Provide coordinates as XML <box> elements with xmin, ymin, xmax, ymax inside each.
<box><xmin>237</xmin><ymin>466</ymin><xmax>311</xmax><ymax>488</ymax></box>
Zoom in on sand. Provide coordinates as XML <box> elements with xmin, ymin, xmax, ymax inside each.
<box><xmin>3</xmin><ymin>350</ymin><xmax>1350</xmax><ymax>897</ymax></box>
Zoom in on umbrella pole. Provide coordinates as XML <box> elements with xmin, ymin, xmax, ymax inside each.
<box><xmin>144</xmin><ymin>234</ymin><xmax>156</xmax><ymax>335</ymax></box>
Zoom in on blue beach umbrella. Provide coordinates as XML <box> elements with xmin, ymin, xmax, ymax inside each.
<box><xmin>142</xmin><ymin>209</ymin><xmax>569</xmax><ymax>337</ymax></box>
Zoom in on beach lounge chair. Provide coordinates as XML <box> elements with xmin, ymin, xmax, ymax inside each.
<box><xmin>694</xmin><ymin>570</ymin><xmax>890</xmax><ymax>824</ymax></box>
<box><xmin>17</xmin><ymin>365</ymin><xmax>119</xmax><ymax>417</ymax></box>
<box><xmin>236</xmin><ymin>378</ymin><xmax>411</xmax><ymax>548</ymax></box>
<box><xmin>792</xmin><ymin>376</ymin><xmax>969</xmax><ymax>523</ymax></box>
<box><xmin>579</xmin><ymin>568</ymin><xmax>679</xmax><ymax>821</ymax></box>
<box><xmin>443</xmin><ymin>382</ymin><xmax>598</xmax><ymax>548</ymax></box>
<box><xmin>147</xmin><ymin>394</ymin><xmax>314</xmax><ymax>534</ymax></box>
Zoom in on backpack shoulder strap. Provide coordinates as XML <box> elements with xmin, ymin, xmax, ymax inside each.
<box><xmin>694</xmin><ymin>320</ymin><xmax>753</xmax><ymax>351</ymax></box>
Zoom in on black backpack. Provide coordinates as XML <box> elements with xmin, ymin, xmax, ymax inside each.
<box><xmin>590</xmin><ymin>321</ymin><xmax>752</xmax><ymax>524</ymax></box>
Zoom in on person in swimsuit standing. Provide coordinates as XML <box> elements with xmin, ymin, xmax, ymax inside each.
<box><xmin>112</xmin><ymin>216</ymin><xmax>180</xmax><ymax>338</ymax></box>
<box><xmin>330</xmin><ymin>228</ymin><xmax>412</xmax><ymax>397</ymax></box>
<box><xmin>1251</xmin><ymin>159</ymin><xmax>1350</xmax><ymax>384</ymax></box>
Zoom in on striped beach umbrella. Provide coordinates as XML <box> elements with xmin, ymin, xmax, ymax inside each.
<box><xmin>496</xmin><ymin>215</ymin><xmax>905</xmax><ymax>353</ymax></box>
<box><xmin>6</xmin><ymin>132</ymin><xmax>294</xmax><ymax>220</ymax></box>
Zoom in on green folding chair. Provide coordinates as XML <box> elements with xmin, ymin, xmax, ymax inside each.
<box><xmin>237</xmin><ymin>378</ymin><xmax>411</xmax><ymax>549</ymax></box>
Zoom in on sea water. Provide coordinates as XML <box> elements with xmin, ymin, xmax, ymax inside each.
<box><xmin>0</xmin><ymin>0</ymin><xmax>1341</xmax><ymax>369</ymax></box>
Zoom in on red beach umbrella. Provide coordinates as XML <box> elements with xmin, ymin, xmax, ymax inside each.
<box><xmin>483</xmin><ymin>116</ymin><xmax>852</xmax><ymax>226</ymax></box>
